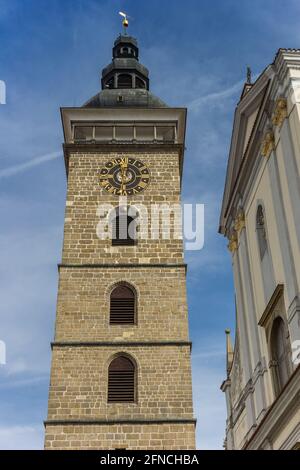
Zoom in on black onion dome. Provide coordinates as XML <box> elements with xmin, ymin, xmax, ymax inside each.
<box><xmin>83</xmin><ymin>89</ymin><xmax>167</xmax><ymax>108</ymax></box>
<box><xmin>82</xmin><ymin>34</ymin><xmax>167</xmax><ymax>108</ymax></box>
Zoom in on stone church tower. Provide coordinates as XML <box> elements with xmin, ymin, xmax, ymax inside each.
<box><xmin>44</xmin><ymin>33</ymin><xmax>196</xmax><ymax>449</ymax></box>
<box><xmin>220</xmin><ymin>49</ymin><xmax>300</xmax><ymax>449</ymax></box>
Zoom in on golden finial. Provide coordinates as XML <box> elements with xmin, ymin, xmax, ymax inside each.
<box><xmin>119</xmin><ymin>11</ymin><xmax>129</xmax><ymax>34</ymax></box>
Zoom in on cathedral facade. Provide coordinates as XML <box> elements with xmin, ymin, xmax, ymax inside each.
<box><xmin>220</xmin><ymin>49</ymin><xmax>300</xmax><ymax>450</ymax></box>
<box><xmin>44</xmin><ymin>34</ymin><xmax>196</xmax><ymax>450</ymax></box>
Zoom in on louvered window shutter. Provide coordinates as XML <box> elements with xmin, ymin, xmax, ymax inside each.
<box><xmin>110</xmin><ymin>285</ymin><xmax>135</xmax><ymax>324</ymax></box>
<box><xmin>108</xmin><ymin>356</ymin><xmax>135</xmax><ymax>402</ymax></box>
<box><xmin>112</xmin><ymin>214</ymin><xmax>136</xmax><ymax>246</ymax></box>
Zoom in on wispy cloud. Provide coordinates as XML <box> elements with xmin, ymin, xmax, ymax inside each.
<box><xmin>188</xmin><ymin>79</ymin><xmax>243</xmax><ymax>111</ymax></box>
<box><xmin>0</xmin><ymin>374</ymin><xmax>49</xmax><ymax>390</ymax></box>
<box><xmin>0</xmin><ymin>151</ymin><xmax>61</xmax><ymax>179</ymax></box>
<box><xmin>2</xmin><ymin>0</ymin><xmax>297</xmax><ymax>451</ymax></box>
<box><xmin>192</xmin><ymin>349</ymin><xmax>224</xmax><ymax>360</ymax></box>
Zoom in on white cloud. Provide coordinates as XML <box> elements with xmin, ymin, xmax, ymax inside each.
<box><xmin>0</xmin><ymin>151</ymin><xmax>61</xmax><ymax>179</ymax></box>
<box><xmin>192</xmin><ymin>348</ymin><xmax>224</xmax><ymax>360</ymax></box>
<box><xmin>188</xmin><ymin>79</ymin><xmax>243</xmax><ymax>111</ymax></box>
<box><xmin>0</xmin><ymin>1</ymin><xmax>242</xmax><ymax>451</ymax></box>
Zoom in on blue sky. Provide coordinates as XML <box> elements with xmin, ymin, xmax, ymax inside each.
<box><xmin>0</xmin><ymin>0</ymin><xmax>300</xmax><ymax>450</ymax></box>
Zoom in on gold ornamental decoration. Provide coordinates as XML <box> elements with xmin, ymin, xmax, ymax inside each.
<box><xmin>228</xmin><ymin>231</ymin><xmax>238</xmax><ymax>253</ymax></box>
<box><xmin>234</xmin><ymin>210</ymin><xmax>245</xmax><ymax>235</ymax></box>
<box><xmin>261</xmin><ymin>130</ymin><xmax>275</xmax><ymax>158</ymax></box>
<box><xmin>99</xmin><ymin>157</ymin><xmax>150</xmax><ymax>196</ymax></box>
<box><xmin>272</xmin><ymin>98</ymin><xmax>287</xmax><ymax>127</ymax></box>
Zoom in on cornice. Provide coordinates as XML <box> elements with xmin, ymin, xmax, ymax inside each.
<box><xmin>63</xmin><ymin>142</ymin><xmax>184</xmax><ymax>154</ymax></box>
<box><xmin>58</xmin><ymin>262</ymin><xmax>187</xmax><ymax>272</ymax></box>
<box><xmin>220</xmin><ymin>77</ymin><xmax>271</xmax><ymax>232</ymax></box>
<box><xmin>220</xmin><ymin>49</ymin><xmax>300</xmax><ymax>234</ymax></box>
<box><xmin>44</xmin><ymin>418</ymin><xmax>197</xmax><ymax>427</ymax></box>
<box><xmin>51</xmin><ymin>341</ymin><xmax>192</xmax><ymax>350</ymax></box>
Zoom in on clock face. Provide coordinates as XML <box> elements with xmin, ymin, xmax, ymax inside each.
<box><xmin>99</xmin><ymin>157</ymin><xmax>150</xmax><ymax>196</ymax></box>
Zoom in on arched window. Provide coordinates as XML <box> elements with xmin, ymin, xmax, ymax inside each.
<box><xmin>110</xmin><ymin>284</ymin><xmax>136</xmax><ymax>324</ymax></box>
<box><xmin>270</xmin><ymin>317</ymin><xmax>289</xmax><ymax>395</ymax></box>
<box><xmin>118</xmin><ymin>74</ymin><xmax>132</xmax><ymax>89</ymax></box>
<box><xmin>256</xmin><ymin>205</ymin><xmax>268</xmax><ymax>259</ymax></box>
<box><xmin>108</xmin><ymin>355</ymin><xmax>136</xmax><ymax>402</ymax></box>
<box><xmin>111</xmin><ymin>207</ymin><xmax>136</xmax><ymax>246</ymax></box>
<box><xmin>135</xmin><ymin>77</ymin><xmax>146</xmax><ymax>89</ymax></box>
<box><xmin>120</xmin><ymin>47</ymin><xmax>134</xmax><ymax>57</ymax></box>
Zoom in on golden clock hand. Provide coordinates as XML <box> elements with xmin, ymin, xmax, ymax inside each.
<box><xmin>120</xmin><ymin>158</ymin><xmax>128</xmax><ymax>175</ymax></box>
<box><xmin>119</xmin><ymin>161</ymin><xmax>127</xmax><ymax>194</ymax></box>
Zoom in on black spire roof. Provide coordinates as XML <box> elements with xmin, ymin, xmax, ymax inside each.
<box><xmin>83</xmin><ymin>35</ymin><xmax>167</xmax><ymax>108</ymax></box>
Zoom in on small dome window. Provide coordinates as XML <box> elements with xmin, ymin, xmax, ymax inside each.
<box><xmin>105</xmin><ymin>77</ymin><xmax>114</xmax><ymax>89</ymax></box>
<box><xmin>136</xmin><ymin>77</ymin><xmax>146</xmax><ymax>89</ymax></box>
<box><xmin>118</xmin><ymin>74</ymin><xmax>132</xmax><ymax>89</ymax></box>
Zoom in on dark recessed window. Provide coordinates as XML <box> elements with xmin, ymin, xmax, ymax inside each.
<box><xmin>95</xmin><ymin>126</ymin><xmax>113</xmax><ymax>141</ymax></box>
<box><xmin>118</xmin><ymin>74</ymin><xmax>132</xmax><ymax>89</ymax></box>
<box><xmin>111</xmin><ymin>208</ymin><xmax>136</xmax><ymax>246</ymax></box>
<box><xmin>270</xmin><ymin>317</ymin><xmax>289</xmax><ymax>396</ymax></box>
<box><xmin>135</xmin><ymin>77</ymin><xmax>146</xmax><ymax>89</ymax></box>
<box><xmin>105</xmin><ymin>77</ymin><xmax>114</xmax><ymax>89</ymax></box>
<box><xmin>115</xmin><ymin>126</ymin><xmax>134</xmax><ymax>141</ymax></box>
<box><xmin>74</xmin><ymin>126</ymin><xmax>93</xmax><ymax>141</ymax></box>
<box><xmin>136</xmin><ymin>126</ymin><xmax>154</xmax><ymax>141</ymax></box>
<box><xmin>110</xmin><ymin>284</ymin><xmax>136</xmax><ymax>325</ymax></box>
<box><xmin>156</xmin><ymin>126</ymin><xmax>175</xmax><ymax>142</ymax></box>
<box><xmin>108</xmin><ymin>355</ymin><xmax>136</xmax><ymax>403</ymax></box>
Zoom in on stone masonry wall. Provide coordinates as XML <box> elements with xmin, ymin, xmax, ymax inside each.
<box><xmin>45</xmin><ymin>146</ymin><xmax>196</xmax><ymax>449</ymax></box>
<box><xmin>54</xmin><ymin>266</ymin><xmax>188</xmax><ymax>341</ymax></box>
<box><xmin>62</xmin><ymin>150</ymin><xmax>183</xmax><ymax>264</ymax></box>
<box><xmin>46</xmin><ymin>345</ymin><xmax>194</xmax><ymax>421</ymax></box>
<box><xmin>45</xmin><ymin>423</ymin><xmax>196</xmax><ymax>450</ymax></box>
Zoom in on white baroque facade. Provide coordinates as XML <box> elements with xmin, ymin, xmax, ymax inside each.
<box><xmin>219</xmin><ymin>49</ymin><xmax>300</xmax><ymax>450</ymax></box>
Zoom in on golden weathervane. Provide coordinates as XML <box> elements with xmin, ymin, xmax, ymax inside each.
<box><xmin>119</xmin><ymin>11</ymin><xmax>130</xmax><ymax>34</ymax></box>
